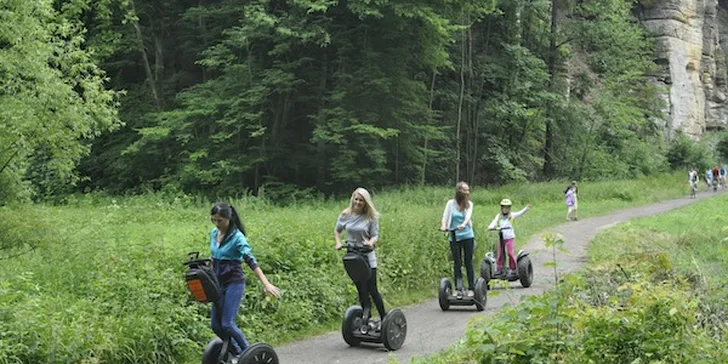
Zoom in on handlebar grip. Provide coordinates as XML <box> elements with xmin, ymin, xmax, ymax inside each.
<box><xmin>182</xmin><ymin>258</ymin><xmax>212</xmax><ymax>266</ymax></box>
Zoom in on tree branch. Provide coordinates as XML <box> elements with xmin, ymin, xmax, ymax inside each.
<box><xmin>0</xmin><ymin>148</ymin><xmax>20</xmax><ymax>175</ymax></box>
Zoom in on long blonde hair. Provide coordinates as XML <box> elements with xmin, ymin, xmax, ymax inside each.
<box><xmin>342</xmin><ymin>187</ymin><xmax>380</xmax><ymax>220</ymax></box>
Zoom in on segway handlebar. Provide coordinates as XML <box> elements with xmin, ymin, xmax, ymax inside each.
<box><xmin>182</xmin><ymin>251</ymin><xmax>212</xmax><ymax>267</ymax></box>
<box><xmin>339</xmin><ymin>242</ymin><xmax>374</xmax><ymax>254</ymax></box>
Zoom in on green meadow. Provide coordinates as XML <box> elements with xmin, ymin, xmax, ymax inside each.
<box><xmin>0</xmin><ymin>173</ymin><xmax>689</xmax><ymax>363</ymax></box>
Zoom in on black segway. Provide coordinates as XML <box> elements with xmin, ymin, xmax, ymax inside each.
<box><xmin>340</xmin><ymin>243</ymin><xmax>407</xmax><ymax>351</ymax></box>
<box><xmin>183</xmin><ymin>251</ymin><xmax>279</xmax><ymax>364</ymax></box>
<box><xmin>438</xmin><ymin>229</ymin><xmax>487</xmax><ymax>311</ymax></box>
<box><xmin>480</xmin><ymin>227</ymin><xmax>533</xmax><ymax>288</ymax></box>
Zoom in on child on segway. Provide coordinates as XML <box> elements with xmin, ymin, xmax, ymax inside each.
<box><xmin>487</xmin><ymin>199</ymin><xmax>532</xmax><ymax>279</ymax></box>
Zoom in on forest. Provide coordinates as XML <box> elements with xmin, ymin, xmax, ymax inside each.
<box><xmin>0</xmin><ymin>0</ymin><xmax>689</xmax><ymax>204</ymax></box>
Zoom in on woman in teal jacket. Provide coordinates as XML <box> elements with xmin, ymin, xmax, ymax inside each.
<box><xmin>209</xmin><ymin>202</ymin><xmax>280</xmax><ymax>359</ymax></box>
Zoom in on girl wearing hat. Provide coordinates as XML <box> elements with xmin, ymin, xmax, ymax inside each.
<box><xmin>487</xmin><ymin>199</ymin><xmax>532</xmax><ymax>279</ymax></box>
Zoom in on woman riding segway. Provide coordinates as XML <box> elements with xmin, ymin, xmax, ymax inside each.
<box><xmin>439</xmin><ymin>182</ymin><xmax>476</xmax><ymax>297</ymax></box>
<box><xmin>335</xmin><ymin>188</ymin><xmax>407</xmax><ymax>351</ymax></box>
<box><xmin>184</xmin><ymin>202</ymin><xmax>281</xmax><ymax>364</ymax></box>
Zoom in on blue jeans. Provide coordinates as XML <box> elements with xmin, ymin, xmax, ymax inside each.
<box><xmin>211</xmin><ymin>281</ymin><xmax>249</xmax><ymax>355</ymax></box>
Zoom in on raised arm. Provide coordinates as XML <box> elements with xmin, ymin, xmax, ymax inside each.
<box><xmin>512</xmin><ymin>204</ymin><xmax>532</xmax><ymax>219</ymax></box>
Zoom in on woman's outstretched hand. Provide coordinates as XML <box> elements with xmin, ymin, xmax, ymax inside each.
<box><xmin>264</xmin><ymin>283</ymin><xmax>281</xmax><ymax>298</ymax></box>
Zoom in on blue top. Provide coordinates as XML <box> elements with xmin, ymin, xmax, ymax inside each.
<box><xmin>210</xmin><ymin>228</ymin><xmax>259</xmax><ymax>286</ymax></box>
<box><xmin>449</xmin><ymin>208</ymin><xmax>475</xmax><ymax>242</ymax></box>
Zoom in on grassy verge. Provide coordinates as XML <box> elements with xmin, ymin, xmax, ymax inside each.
<box><xmin>0</xmin><ymin>173</ymin><xmax>690</xmax><ymax>363</ymax></box>
<box><xmin>411</xmin><ymin>189</ymin><xmax>728</xmax><ymax>364</ymax></box>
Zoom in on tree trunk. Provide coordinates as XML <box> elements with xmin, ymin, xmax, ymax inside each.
<box><xmin>316</xmin><ymin>54</ymin><xmax>329</xmax><ymax>190</ymax></box>
<box><xmin>130</xmin><ymin>0</ymin><xmax>160</xmax><ymax>109</ymax></box>
<box><xmin>543</xmin><ymin>0</ymin><xmax>559</xmax><ymax>178</ymax></box>
<box><xmin>421</xmin><ymin>71</ymin><xmax>437</xmax><ymax>186</ymax></box>
<box><xmin>456</xmin><ymin>11</ymin><xmax>466</xmax><ymax>182</ymax></box>
<box><xmin>467</xmin><ymin>20</ymin><xmax>476</xmax><ymax>184</ymax></box>
<box><xmin>154</xmin><ymin>33</ymin><xmax>164</xmax><ymax>106</ymax></box>
<box><xmin>198</xmin><ymin>0</ymin><xmax>208</xmax><ymax>82</ymax></box>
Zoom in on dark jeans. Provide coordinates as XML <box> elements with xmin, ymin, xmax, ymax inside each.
<box><xmin>450</xmin><ymin>238</ymin><xmax>475</xmax><ymax>290</ymax></box>
<box><xmin>211</xmin><ymin>281</ymin><xmax>249</xmax><ymax>355</ymax></box>
<box><xmin>354</xmin><ymin>268</ymin><xmax>386</xmax><ymax>320</ymax></box>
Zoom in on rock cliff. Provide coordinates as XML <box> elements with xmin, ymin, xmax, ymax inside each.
<box><xmin>639</xmin><ymin>0</ymin><xmax>728</xmax><ymax>138</ymax></box>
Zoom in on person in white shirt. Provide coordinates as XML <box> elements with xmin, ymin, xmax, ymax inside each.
<box><xmin>688</xmin><ymin>168</ymin><xmax>698</xmax><ymax>193</ymax></box>
<box><xmin>487</xmin><ymin>199</ymin><xmax>532</xmax><ymax>279</ymax></box>
<box><xmin>440</xmin><ymin>182</ymin><xmax>475</xmax><ymax>297</ymax></box>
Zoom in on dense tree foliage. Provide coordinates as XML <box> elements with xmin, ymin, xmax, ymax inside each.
<box><xmin>0</xmin><ymin>0</ymin><xmax>120</xmax><ymax>202</ymax></box>
<box><xmin>1</xmin><ymin>0</ymin><xmax>691</xmax><ymax>201</ymax></box>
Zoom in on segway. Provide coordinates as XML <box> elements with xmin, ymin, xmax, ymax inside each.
<box><xmin>437</xmin><ymin>229</ymin><xmax>487</xmax><ymax>311</ymax></box>
<box><xmin>339</xmin><ymin>243</ymin><xmax>407</xmax><ymax>351</ymax></box>
<box><xmin>480</xmin><ymin>227</ymin><xmax>533</xmax><ymax>288</ymax></box>
<box><xmin>183</xmin><ymin>251</ymin><xmax>279</xmax><ymax>364</ymax></box>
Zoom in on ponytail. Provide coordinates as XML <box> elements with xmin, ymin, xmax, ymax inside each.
<box><xmin>229</xmin><ymin>205</ymin><xmax>247</xmax><ymax>237</ymax></box>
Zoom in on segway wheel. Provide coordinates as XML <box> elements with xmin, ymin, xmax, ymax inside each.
<box><xmin>438</xmin><ymin>278</ymin><xmax>451</xmax><ymax>311</ymax></box>
<box><xmin>238</xmin><ymin>343</ymin><xmax>279</xmax><ymax>364</ymax></box>
<box><xmin>480</xmin><ymin>260</ymin><xmax>492</xmax><ymax>289</ymax></box>
<box><xmin>201</xmin><ymin>338</ymin><xmax>225</xmax><ymax>364</ymax></box>
<box><xmin>517</xmin><ymin>256</ymin><xmax>534</xmax><ymax>288</ymax></box>
<box><xmin>473</xmin><ymin>278</ymin><xmax>487</xmax><ymax>311</ymax></box>
<box><xmin>342</xmin><ymin>305</ymin><xmax>363</xmax><ymax>347</ymax></box>
<box><xmin>381</xmin><ymin>309</ymin><xmax>407</xmax><ymax>351</ymax></box>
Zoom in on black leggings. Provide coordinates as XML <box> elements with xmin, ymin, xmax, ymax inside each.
<box><xmin>355</xmin><ymin>268</ymin><xmax>386</xmax><ymax>319</ymax></box>
<box><xmin>450</xmin><ymin>238</ymin><xmax>475</xmax><ymax>290</ymax></box>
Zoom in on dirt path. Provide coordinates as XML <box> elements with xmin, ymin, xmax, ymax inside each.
<box><xmin>276</xmin><ymin>191</ymin><xmax>720</xmax><ymax>363</ymax></box>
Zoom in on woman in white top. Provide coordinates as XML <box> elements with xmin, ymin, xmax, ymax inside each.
<box><xmin>440</xmin><ymin>182</ymin><xmax>475</xmax><ymax>296</ymax></box>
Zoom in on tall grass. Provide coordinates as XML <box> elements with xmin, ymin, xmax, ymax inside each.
<box><xmin>0</xmin><ymin>173</ymin><xmax>687</xmax><ymax>363</ymax></box>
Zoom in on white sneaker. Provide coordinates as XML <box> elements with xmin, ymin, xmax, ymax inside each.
<box><xmin>467</xmin><ymin>290</ymin><xmax>474</xmax><ymax>297</ymax></box>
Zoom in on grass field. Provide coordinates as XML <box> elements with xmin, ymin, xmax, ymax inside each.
<box><xmin>0</xmin><ymin>173</ymin><xmax>691</xmax><ymax>363</ymax></box>
<box><xmin>411</xmin><ymin>188</ymin><xmax>728</xmax><ymax>364</ymax></box>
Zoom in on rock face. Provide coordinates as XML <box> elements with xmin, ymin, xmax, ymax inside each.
<box><xmin>640</xmin><ymin>0</ymin><xmax>728</xmax><ymax>138</ymax></box>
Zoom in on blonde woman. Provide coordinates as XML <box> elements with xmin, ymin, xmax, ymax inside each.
<box><xmin>334</xmin><ymin>188</ymin><xmax>386</xmax><ymax>323</ymax></box>
<box><xmin>440</xmin><ymin>182</ymin><xmax>475</xmax><ymax>297</ymax></box>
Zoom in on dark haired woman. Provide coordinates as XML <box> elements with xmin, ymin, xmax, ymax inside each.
<box><xmin>209</xmin><ymin>202</ymin><xmax>280</xmax><ymax>360</ymax></box>
<box><xmin>439</xmin><ymin>182</ymin><xmax>475</xmax><ymax>297</ymax></box>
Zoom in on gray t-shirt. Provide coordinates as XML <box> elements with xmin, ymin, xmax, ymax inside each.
<box><xmin>335</xmin><ymin>212</ymin><xmax>379</xmax><ymax>268</ymax></box>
